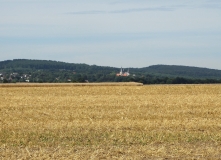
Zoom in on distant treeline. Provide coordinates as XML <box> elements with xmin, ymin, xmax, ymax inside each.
<box><xmin>0</xmin><ymin>59</ymin><xmax>221</xmax><ymax>84</ymax></box>
<box><xmin>2</xmin><ymin>73</ymin><xmax>221</xmax><ymax>84</ymax></box>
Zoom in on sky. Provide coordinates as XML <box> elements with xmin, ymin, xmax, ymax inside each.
<box><xmin>0</xmin><ymin>0</ymin><xmax>221</xmax><ymax>69</ymax></box>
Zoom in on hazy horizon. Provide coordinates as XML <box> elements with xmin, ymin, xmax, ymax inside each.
<box><xmin>1</xmin><ymin>58</ymin><xmax>221</xmax><ymax>70</ymax></box>
<box><xmin>1</xmin><ymin>0</ymin><xmax>221</xmax><ymax>69</ymax></box>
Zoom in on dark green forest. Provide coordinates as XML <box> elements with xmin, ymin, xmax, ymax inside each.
<box><xmin>0</xmin><ymin>59</ymin><xmax>221</xmax><ymax>84</ymax></box>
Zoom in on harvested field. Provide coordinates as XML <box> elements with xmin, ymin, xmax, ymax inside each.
<box><xmin>0</xmin><ymin>84</ymin><xmax>221</xmax><ymax>159</ymax></box>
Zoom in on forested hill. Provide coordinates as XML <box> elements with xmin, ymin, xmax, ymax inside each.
<box><xmin>0</xmin><ymin>59</ymin><xmax>117</xmax><ymax>73</ymax></box>
<box><xmin>0</xmin><ymin>59</ymin><xmax>221</xmax><ymax>84</ymax></box>
<box><xmin>134</xmin><ymin>65</ymin><xmax>221</xmax><ymax>79</ymax></box>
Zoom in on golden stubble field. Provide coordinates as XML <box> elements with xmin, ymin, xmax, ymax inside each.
<box><xmin>0</xmin><ymin>84</ymin><xmax>221</xmax><ymax>159</ymax></box>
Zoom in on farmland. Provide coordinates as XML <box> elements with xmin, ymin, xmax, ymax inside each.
<box><xmin>0</xmin><ymin>84</ymin><xmax>221</xmax><ymax>159</ymax></box>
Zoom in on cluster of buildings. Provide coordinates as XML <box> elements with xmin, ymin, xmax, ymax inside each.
<box><xmin>116</xmin><ymin>67</ymin><xmax>130</xmax><ymax>77</ymax></box>
<box><xmin>0</xmin><ymin>67</ymin><xmax>133</xmax><ymax>83</ymax></box>
<box><xmin>0</xmin><ymin>72</ymin><xmax>31</xmax><ymax>82</ymax></box>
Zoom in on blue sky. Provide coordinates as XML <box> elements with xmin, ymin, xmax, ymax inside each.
<box><xmin>0</xmin><ymin>0</ymin><xmax>221</xmax><ymax>69</ymax></box>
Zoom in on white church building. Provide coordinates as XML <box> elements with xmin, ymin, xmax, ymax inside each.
<box><xmin>116</xmin><ymin>67</ymin><xmax>130</xmax><ymax>77</ymax></box>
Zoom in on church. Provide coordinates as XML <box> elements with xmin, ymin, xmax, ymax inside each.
<box><xmin>116</xmin><ymin>67</ymin><xmax>130</xmax><ymax>77</ymax></box>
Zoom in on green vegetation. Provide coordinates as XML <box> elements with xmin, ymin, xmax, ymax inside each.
<box><xmin>0</xmin><ymin>59</ymin><xmax>221</xmax><ymax>84</ymax></box>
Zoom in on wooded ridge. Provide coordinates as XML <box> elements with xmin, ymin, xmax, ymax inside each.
<box><xmin>0</xmin><ymin>59</ymin><xmax>221</xmax><ymax>84</ymax></box>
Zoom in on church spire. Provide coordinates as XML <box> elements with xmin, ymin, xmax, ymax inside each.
<box><xmin>120</xmin><ymin>67</ymin><xmax>123</xmax><ymax>75</ymax></box>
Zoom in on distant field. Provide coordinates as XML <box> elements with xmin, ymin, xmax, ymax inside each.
<box><xmin>0</xmin><ymin>82</ymin><xmax>143</xmax><ymax>87</ymax></box>
<box><xmin>0</xmin><ymin>84</ymin><xmax>221</xmax><ymax>159</ymax></box>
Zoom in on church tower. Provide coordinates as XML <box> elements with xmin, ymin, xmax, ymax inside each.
<box><xmin>120</xmin><ymin>67</ymin><xmax>123</xmax><ymax>75</ymax></box>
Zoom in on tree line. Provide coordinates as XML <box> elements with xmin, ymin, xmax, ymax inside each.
<box><xmin>0</xmin><ymin>59</ymin><xmax>221</xmax><ymax>84</ymax></box>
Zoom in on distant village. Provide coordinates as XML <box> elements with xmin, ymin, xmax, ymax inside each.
<box><xmin>0</xmin><ymin>67</ymin><xmax>134</xmax><ymax>83</ymax></box>
<box><xmin>0</xmin><ymin>72</ymin><xmax>31</xmax><ymax>83</ymax></box>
